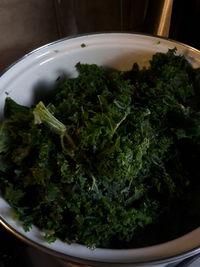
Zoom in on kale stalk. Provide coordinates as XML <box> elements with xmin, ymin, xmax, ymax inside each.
<box><xmin>33</xmin><ymin>101</ymin><xmax>76</xmax><ymax>157</ymax></box>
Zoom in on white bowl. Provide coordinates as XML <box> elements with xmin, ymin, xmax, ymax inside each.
<box><xmin>1</xmin><ymin>33</ymin><xmax>200</xmax><ymax>266</ymax></box>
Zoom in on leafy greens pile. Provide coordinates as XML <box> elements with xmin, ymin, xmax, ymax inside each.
<box><xmin>1</xmin><ymin>49</ymin><xmax>200</xmax><ymax>248</ymax></box>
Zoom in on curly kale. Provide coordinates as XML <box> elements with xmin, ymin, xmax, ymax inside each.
<box><xmin>1</xmin><ymin>49</ymin><xmax>200</xmax><ymax>248</ymax></box>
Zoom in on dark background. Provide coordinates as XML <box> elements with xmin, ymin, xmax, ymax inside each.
<box><xmin>0</xmin><ymin>0</ymin><xmax>200</xmax><ymax>266</ymax></box>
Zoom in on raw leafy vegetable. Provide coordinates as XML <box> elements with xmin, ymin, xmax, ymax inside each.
<box><xmin>1</xmin><ymin>49</ymin><xmax>200</xmax><ymax>248</ymax></box>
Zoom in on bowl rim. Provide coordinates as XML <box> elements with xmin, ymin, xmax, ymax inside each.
<box><xmin>0</xmin><ymin>31</ymin><xmax>199</xmax><ymax>78</ymax></box>
<box><xmin>1</xmin><ymin>215</ymin><xmax>200</xmax><ymax>266</ymax></box>
<box><xmin>0</xmin><ymin>32</ymin><xmax>200</xmax><ymax>265</ymax></box>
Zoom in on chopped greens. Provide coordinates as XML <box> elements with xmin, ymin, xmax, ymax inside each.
<box><xmin>1</xmin><ymin>49</ymin><xmax>200</xmax><ymax>248</ymax></box>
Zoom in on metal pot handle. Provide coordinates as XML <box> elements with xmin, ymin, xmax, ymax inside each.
<box><xmin>154</xmin><ymin>0</ymin><xmax>174</xmax><ymax>37</ymax></box>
